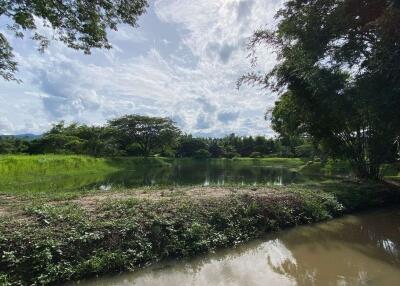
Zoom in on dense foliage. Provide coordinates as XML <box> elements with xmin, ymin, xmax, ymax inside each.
<box><xmin>0</xmin><ymin>115</ymin><xmax>316</xmax><ymax>158</ymax></box>
<box><xmin>242</xmin><ymin>0</ymin><xmax>400</xmax><ymax>179</ymax></box>
<box><xmin>0</xmin><ymin>0</ymin><xmax>148</xmax><ymax>81</ymax></box>
<box><xmin>0</xmin><ymin>136</ymin><xmax>30</xmax><ymax>154</ymax></box>
<box><xmin>108</xmin><ymin>115</ymin><xmax>181</xmax><ymax>157</ymax></box>
<box><xmin>175</xmin><ymin>134</ymin><xmax>314</xmax><ymax>158</ymax></box>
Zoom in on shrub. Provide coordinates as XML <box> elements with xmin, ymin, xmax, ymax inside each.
<box><xmin>194</xmin><ymin>149</ymin><xmax>211</xmax><ymax>159</ymax></box>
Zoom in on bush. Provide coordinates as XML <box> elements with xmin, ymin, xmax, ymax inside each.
<box><xmin>194</xmin><ymin>149</ymin><xmax>211</xmax><ymax>159</ymax></box>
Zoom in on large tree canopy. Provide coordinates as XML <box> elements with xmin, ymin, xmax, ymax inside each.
<box><xmin>0</xmin><ymin>0</ymin><xmax>148</xmax><ymax>81</ymax></box>
<box><xmin>108</xmin><ymin>115</ymin><xmax>181</xmax><ymax>156</ymax></box>
<box><xmin>242</xmin><ymin>0</ymin><xmax>400</xmax><ymax>179</ymax></box>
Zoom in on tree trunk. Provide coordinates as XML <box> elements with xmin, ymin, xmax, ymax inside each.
<box><xmin>351</xmin><ymin>159</ymin><xmax>382</xmax><ymax>180</ymax></box>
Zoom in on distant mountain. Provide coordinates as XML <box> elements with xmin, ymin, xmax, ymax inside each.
<box><xmin>0</xmin><ymin>134</ymin><xmax>42</xmax><ymax>140</ymax></box>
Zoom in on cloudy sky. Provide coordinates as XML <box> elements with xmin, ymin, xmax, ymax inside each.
<box><xmin>0</xmin><ymin>0</ymin><xmax>283</xmax><ymax>137</ymax></box>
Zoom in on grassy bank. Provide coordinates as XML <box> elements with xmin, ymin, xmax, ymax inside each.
<box><xmin>0</xmin><ymin>155</ymin><xmax>116</xmax><ymax>176</ymax></box>
<box><xmin>0</xmin><ymin>155</ymin><xmax>172</xmax><ymax>199</ymax></box>
<box><xmin>0</xmin><ymin>182</ymin><xmax>399</xmax><ymax>285</ymax></box>
<box><xmin>0</xmin><ymin>155</ymin><xmax>117</xmax><ymax>197</ymax></box>
<box><xmin>0</xmin><ymin>155</ymin><xmax>175</xmax><ymax>177</ymax></box>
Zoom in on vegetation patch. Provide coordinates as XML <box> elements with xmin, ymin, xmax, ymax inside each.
<box><xmin>0</xmin><ymin>183</ymin><xmax>399</xmax><ymax>286</ymax></box>
<box><xmin>0</xmin><ymin>155</ymin><xmax>175</xmax><ymax>200</ymax></box>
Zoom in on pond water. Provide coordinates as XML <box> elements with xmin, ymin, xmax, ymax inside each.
<box><xmin>103</xmin><ymin>159</ymin><xmax>311</xmax><ymax>188</ymax></box>
<box><xmin>71</xmin><ymin>208</ymin><xmax>400</xmax><ymax>286</ymax></box>
<box><xmin>3</xmin><ymin>159</ymin><xmax>329</xmax><ymax>194</ymax></box>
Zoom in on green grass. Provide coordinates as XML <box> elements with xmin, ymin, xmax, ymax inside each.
<box><xmin>0</xmin><ymin>155</ymin><xmax>117</xmax><ymax>199</ymax></box>
<box><xmin>0</xmin><ymin>155</ymin><xmax>174</xmax><ymax>199</ymax></box>
<box><xmin>0</xmin><ymin>155</ymin><xmax>116</xmax><ymax>175</ymax></box>
<box><xmin>0</xmin><ymin>155</ymin><xmax>173</xmax><ymax>177</ymax></box>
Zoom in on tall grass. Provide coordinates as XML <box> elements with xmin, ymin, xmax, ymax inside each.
<box><xmin>0</xmin><ymin>155</ymin><xmax>116</xmax><ymax>176</ymax></box>
<box><xmin>0</xmin><ymin>155</ymin><xmax>119</xmax><ymax>198</ymax></box>
<box><xmin>0</xmin><ymin>155</ymin><xmax>175</xmax><ymax>198</ymax></box>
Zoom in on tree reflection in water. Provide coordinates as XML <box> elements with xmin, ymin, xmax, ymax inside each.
<box><xmin>266</xmin><ymin>209</ymin><xmax>400</xmax><ymax>286</ymax></box>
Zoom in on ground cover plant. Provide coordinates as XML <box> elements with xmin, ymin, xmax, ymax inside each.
<box><xmin>0</xmin><ymin>180</ymin><xmax>399</xmax><ymax>285</ymax></box>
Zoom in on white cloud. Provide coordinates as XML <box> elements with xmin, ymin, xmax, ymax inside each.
<box><xmin>0</xmin><ymin>0</ymin><xmax>283</xmax><ymax>137</ymax></box>
<box><xmin>0</xmin><ymin>117</ymin><xmax>14</xmax><ymax>134</ymax></box>
<box><xmin>109</xmin><ymin>25</ymin><xmax>148</xmax><ymax>43</ymax></box>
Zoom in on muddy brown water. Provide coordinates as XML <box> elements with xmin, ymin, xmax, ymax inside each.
<box><xmin>70</xmin><ymin>208</ymin><xmax>400</xmax><ymax>286</ymax></box>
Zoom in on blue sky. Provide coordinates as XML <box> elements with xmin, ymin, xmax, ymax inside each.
<box><xmin>0</xmin><ymin>0</ymin><xmax>283</xmax><ymax>137</ymax></box>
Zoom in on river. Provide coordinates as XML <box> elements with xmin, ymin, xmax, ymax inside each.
<box><xmin>71</xmin><ymin>208</ymin><xmax>400</xmax><ymax>286</ymax></box>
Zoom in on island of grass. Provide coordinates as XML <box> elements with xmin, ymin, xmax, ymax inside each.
<box><xmin>0</xmin><ymin>155</ymin><xmax>399</xmax><ymax>285</ymax></box>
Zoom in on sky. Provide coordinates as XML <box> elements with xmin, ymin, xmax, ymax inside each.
<box><xmin>0</xmin><ymin>0</ymin><xmax>283</xmax><ymax>137</ymax></box>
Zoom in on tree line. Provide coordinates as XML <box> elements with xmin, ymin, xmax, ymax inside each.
<box><xmin>0</xmin><ymin>114</ymin><xmax>315</xmax><ymax>158</ymax></box>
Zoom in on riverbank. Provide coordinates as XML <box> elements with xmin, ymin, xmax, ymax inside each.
<box><xmin>1</xmin><ymin>181</ymin><xmax>399</xmax><ymax>285</ymax></box>
<box><xmin>69</xmin><ymin>208</ymin><xmax>400</xmax><ymax>286</ymax></box>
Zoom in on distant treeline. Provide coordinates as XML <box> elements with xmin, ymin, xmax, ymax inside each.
<box><xmin>0</xmin><ymin>115</ymin><xmax>317</xmax><ymax>158</ymax></box>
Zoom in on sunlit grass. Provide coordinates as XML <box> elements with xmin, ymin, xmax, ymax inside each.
<box><xmin>0</xmin><ymin>155</ymin><xmax>118</xmax><ymax>198</ymax></box>
<box><xmin>0</xmin><ymin>155</ymin><xmax>115</xmax><ymax>176</ymax></box>
<box><xmin>0</xmin><ymin>155</ymin><xmax>175</xmax><ymax>199</ymax></box>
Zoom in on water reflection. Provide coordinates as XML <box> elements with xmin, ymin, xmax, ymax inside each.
<box><xmin>72</xmin><ymin>209</ymin><xmax>400</xmax><ymax>286</ymax></box>
<box><xmin>102</xmin><ymin>160</ymin><xmax>307</xmax><ymax>188</ymax></box>
<box><xmin>1</xmin><ymin>159</ymin><xmax>317</xmax><ymax>194</ymax></box>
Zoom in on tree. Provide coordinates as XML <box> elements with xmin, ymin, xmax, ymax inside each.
<box><xmin>241</xmin><ymin>0</ymin><xmax>400</xmax><ymax>179</ymax></box>
<box><xmin>0</xmin><ymin>0</ymin><xmax>148</xmax><ymax>81</ymax></box>
<box><xmin>194</xmin><ymin>149</ymin><xmax>211</xmax><ymax>159</ymax></box>
<box><xmin>208</xmin><ymin>140</ymin><xmax>225</xmax><ymax>158</ymax></box>
<box><xmin>28</xmin><ymin>122</ymin><xmax>82</xmax><ymax>154</ymax></box>
<box><xmin>175</xmin><ymin>135</ymin><xmax>207</xmax><ymax>157</ymax></box>
<box><xmin>269</xmin><ymin>92</ymin><xmax>308</xmax><ymax>157</ymax></box>
<box><xmin>28</xmin><ymin>121</ymin><xmax>118</xmax><ymax>156</ymax></box>
<box><xmin>108</xmin><ymin>115</ymin><xmax>181</xmax><ymax>156</ymax></box>
<box><xmin>0</xmin><ymin>136</ymin><xmax>29</xmax><ymax>153</ymax></box>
